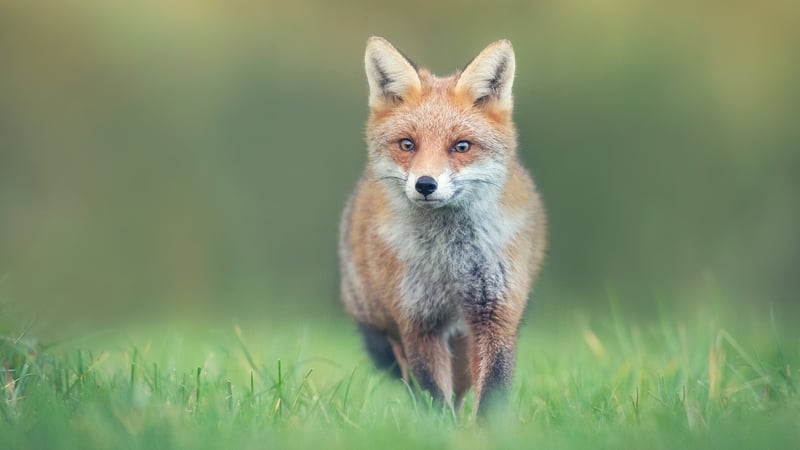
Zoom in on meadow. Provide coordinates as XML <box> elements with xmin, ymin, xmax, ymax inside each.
<box><xmin>2</xmin><ymin>2</ymin><xmax>799</xmax><ymax>449</ymax></box>
<box><xmin>3</xmin><ymin>300</ymin><xmax>798</xmax><ymax>450</ymax></box>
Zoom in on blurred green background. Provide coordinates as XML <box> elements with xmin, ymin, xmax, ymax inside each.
<box><xmin>1</xmin><ymin>0</ymin><xmax>798</xmax><ymax>325</ymax></box>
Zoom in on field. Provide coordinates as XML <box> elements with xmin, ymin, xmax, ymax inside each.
<box><xmin>2</xmin><ymin>2</ymin><xmax>799</xmax><ymax>449</ymax></box>
<box><xmin>2</xmin><ymin>300</ymin><xmax>798</xmax><ymax>450</ymax></box>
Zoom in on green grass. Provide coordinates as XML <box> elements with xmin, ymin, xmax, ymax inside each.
<box><xmin>1</xmin><ymin>305</ymin><xmax>798</xmax><ymax>450</ymax></box>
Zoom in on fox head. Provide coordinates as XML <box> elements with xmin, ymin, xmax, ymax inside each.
<box><xmin>364</xmin><ymin>36</ymin><xmax>518</xmax><ymax>210</ymax></box>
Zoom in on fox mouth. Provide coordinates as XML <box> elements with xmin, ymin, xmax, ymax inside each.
<box><xmin>407</xmin><ymin>186</ymin><xmax>467</xmax><ymax>209</ymax></box>
<box><xmin>409</xmin><ymin>196</ymin><xmax>449</xmax><ymax>209</ymax></box>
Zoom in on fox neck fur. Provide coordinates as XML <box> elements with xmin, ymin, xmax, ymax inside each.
<box><xmin>374</xmin><ymin>163</ymin><xmax>529</xmax><ymax>331</ymax></box>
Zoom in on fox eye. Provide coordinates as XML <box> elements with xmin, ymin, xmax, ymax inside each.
<box><xmin>452</xmin><ymin>140</ymin><xmax>471</xmax><ymax>153</ymax></box>
<box><xmin>399</xmin><ymin>138</ymin><xmax>415</xmax><ymax>152</ymax></box>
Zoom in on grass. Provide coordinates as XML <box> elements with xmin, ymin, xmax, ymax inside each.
<box><xmin>1</xmin><ymin>303</ymin><xmax>798</xmax><ymax>450</ymax></box>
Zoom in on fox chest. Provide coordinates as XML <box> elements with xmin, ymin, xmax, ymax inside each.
<box><xmin>380</xmin><ymin>213</ymin><xmax>513</xmax><ymax>327</ymax></box>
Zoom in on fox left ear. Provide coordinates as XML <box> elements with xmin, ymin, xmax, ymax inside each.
<box><xmin>365</xmin><ymin>37</ymin><xmax>421</xmax><ymax>109</ymax></box>
<box><xmin>456</xmin><ymin>40</ymin><xmax>516</xmax><ymax>110</ymax></box>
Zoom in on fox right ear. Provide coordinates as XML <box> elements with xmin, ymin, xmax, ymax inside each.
<box><xmin>456</xmin><ymin>40</ymin><xmax>516</xmax><ymax>111</ymax></box>
<box><xmin>365</xmin><ymin>37</ymin><xmax>421</xmax><ymax>109</ymax></box>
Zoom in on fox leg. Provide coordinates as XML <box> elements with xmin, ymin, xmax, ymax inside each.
<box><xmin>357</xmin><ymin>323</ymin><xmax>402</xmax><ymax>378</ymax></box>
<box><xmin>400</xmin><ymin>328</ymin><xmax>454</xmax><ymax>409</ymax></box>
<box><xmin>387</xmin><ymin>336</ymin><xmax>409</xmax><ymax>381</ymax></box>
<box><xmin>463</xmin><ymin>301</ymin><xmax>520</xmax><ymax>416</ymax></box>
<box><xmin>450</xmin><ymin>332</ymin><xmax>473</xmax><ymax>411</ymax></box>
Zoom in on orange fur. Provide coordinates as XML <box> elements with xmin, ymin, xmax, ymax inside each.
<box><xmin>340</xmin><ymin>37</ymin><xmax>547</xmax><ymax>416</ymax></box>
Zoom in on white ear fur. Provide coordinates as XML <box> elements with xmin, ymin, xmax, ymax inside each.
<box><xmin>456</xmin><ymin>40</ymin><xmax>516</xmax><ymax>109</ymax></box>
<box><xmin>365</xmin><ymin>37</ymin><xmax>421</xmax><ymax>108</ymax></box>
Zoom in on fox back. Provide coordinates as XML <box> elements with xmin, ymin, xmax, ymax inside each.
<box><xmin>339</xmin><ymin>37</ymin><xmax>546</xmax><ymax>416</ymax></box>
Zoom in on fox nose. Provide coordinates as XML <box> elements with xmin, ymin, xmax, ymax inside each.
<box><xmin>415</xmin><ymin>176</ymin><xmax>438</xmax><ymax>196</ymax></box>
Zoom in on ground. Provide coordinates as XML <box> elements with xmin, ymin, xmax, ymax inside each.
<box><xmin>1</xmin><ymin>301</ymin><xmax>798</xmax><ymax>449</ymax></box>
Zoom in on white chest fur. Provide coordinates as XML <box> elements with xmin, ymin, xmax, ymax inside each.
<box><xmin>379</xmin><ymin>199</ymin><xmax>524</xmax><ymax>326</ymax></box>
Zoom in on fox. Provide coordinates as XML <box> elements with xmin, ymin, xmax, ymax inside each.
<box><xmin>339</xmin><ymin>36</ymin><xmax>547</xmax><ymax>415</ymax></box>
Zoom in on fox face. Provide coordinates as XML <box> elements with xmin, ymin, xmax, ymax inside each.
<box><xmin>364</xmin><ymin>37</ymin><xmax>518</xmax><ymax>210</ymax></box>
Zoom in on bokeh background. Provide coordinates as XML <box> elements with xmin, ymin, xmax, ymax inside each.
<box><xmin>1</xmin><ymin>0</ymin><xmax>798</xmax><ymax>326</ymax></box>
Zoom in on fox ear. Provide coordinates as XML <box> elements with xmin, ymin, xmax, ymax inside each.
<box><xmin>365</xmin><ymin>37</ymin><xmax>421</xmax><ymax>108</ymax></box>
<box><xmin>456</xmin><ymin>40</ymin><xmax>516</xmax><ymax>110</ymax></box>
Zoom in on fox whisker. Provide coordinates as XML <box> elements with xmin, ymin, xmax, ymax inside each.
<box><xmin>377</xmin><ymin>175</ymin><xmax>407</xmax><ymax>184</ymax></box>
<box><xmin>452</xmin><ymin>179</ymin><xmax>504</xmax><ymax>189</ymax></box>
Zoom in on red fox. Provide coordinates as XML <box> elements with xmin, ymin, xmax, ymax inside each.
<box><xmin>339</xmin><ymin>37</ymin><xmax>547</xmax><ymax>415</ymax></box>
